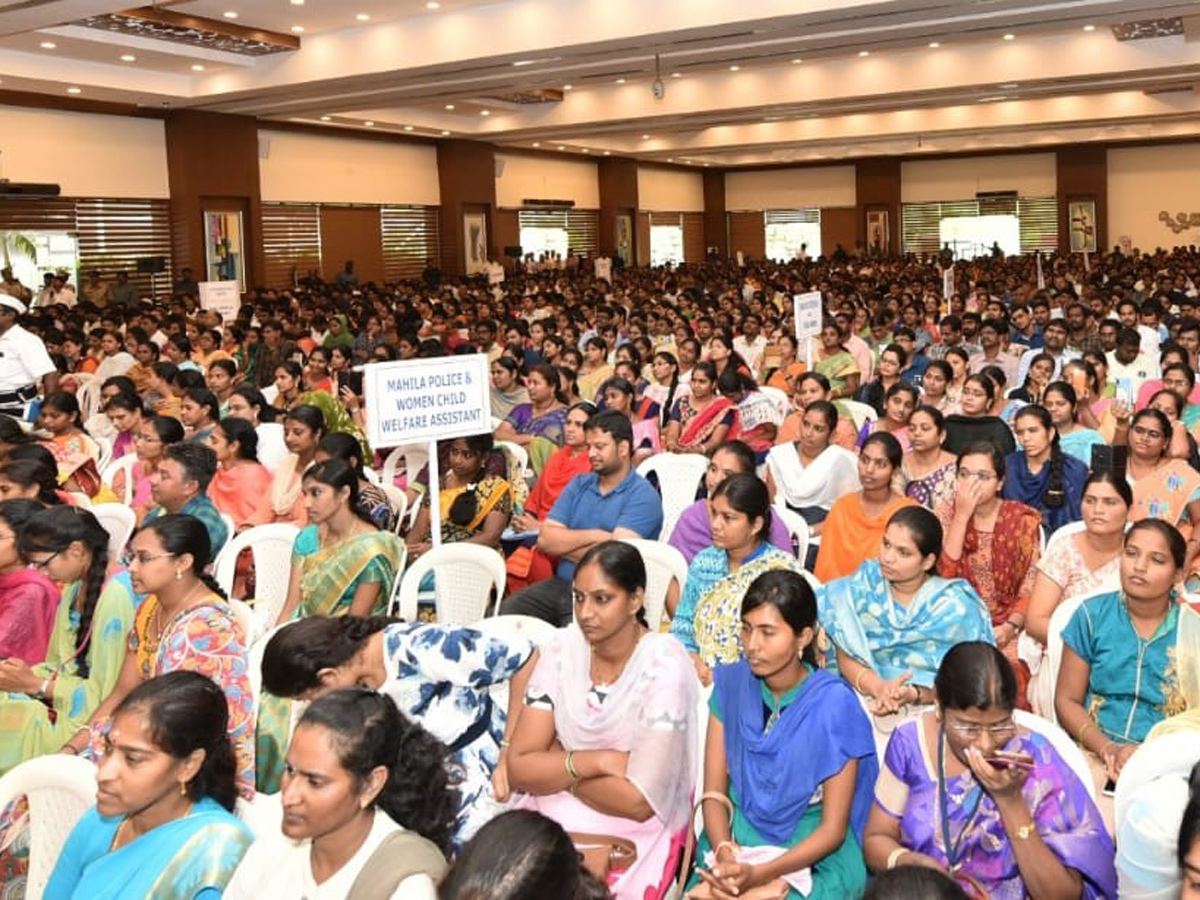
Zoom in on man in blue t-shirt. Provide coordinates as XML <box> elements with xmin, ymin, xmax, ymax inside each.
<box><xmin>501</xmin><ymin>410</ymin><xmax>663</xmax><ymax>625</ymax></box>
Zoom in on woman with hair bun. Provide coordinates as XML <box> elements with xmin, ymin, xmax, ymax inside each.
<box><xmin>226</xmin><ymin>689</ymin><xmax>455</xmax><ymax>899</ymax></box>
<box><xmin>45</xmin><ymin>671</ymin><xmax>252</xmax><ymax>898</ymax></box>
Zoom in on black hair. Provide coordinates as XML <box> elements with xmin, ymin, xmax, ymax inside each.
<box><xmin>1151</xmin><ymin>389</ymin><xmax>1184</xmax><ymax>418</ymax></box>
<box><xmin>1082</xmin><ymin>469</ymin><xmax>1133</xmax><ymax>508</ymax></box>
<box><xmin>604</xmin><ymin>376</ymin><xmax>635</xmax><ymax>399</ymax></box>
<box><xmin>575</xmin><ymin>540</ymin><xmax>649</xmax><ymax>628</ymax></box>
<box><xmin>262</xmin><ymin>615</ymin><xmax>397</xmax><ymax>697</ymax></box>
<box><xmin>935</xmin><ymin>641</ymin><xmax>1017</xmax><ymax>712</ymax></box>
<box><xmin>964</xmin><ymin>373</ymin><xmax>997</xmax><ymax>403</ymax></box>
<box><xmin>1042</xmin><ymin>380</ymin><xmax>1078</xmax><ymax>410</ymax></box>
<box><xmin>881</xmin><ymin>342</ymin><xmax>908</xmax><ymax>369</ymax></box>
<box><xmin>298</xmin><ymin>688</ymin><xmax>459</xmax><ymax>856</ymax></box>
<box><xmin>1126</xmin><ymin>518</ymin><xmax>1187</xmax><ymax>569</ymax></box>
<box><xmin>956</xmin><ymin>440</ymin><xmax>1007</xmax><ymax>483</ymax></box>
<box><xmin>231</xmin><ymin>384</ymin><xmax>277</xmax><ymax>423</ymax></box>
<box><xmin>146</xmin><ymin>414</ymin><xmax>185</xmax><ymax>446</ymax></box>
<box><xmin>862</xmin><ymin>866</ymin><xmax>968</xmax><ymax>900</ymax></box>
<box><xmin>183</xmin><ymin>387</ymin><xmax>220</xmax><ymax>424</ymax></box>
<box><xmin>104</xmin><ymin>392</ymin><xmax>144</xmax><ymax>416</ymax></box>
<box><xmin>174</xmin><ymin>369</ymin><xmax>205</xmax><ymax>392</ymax></box>
<box><xmin>208</xmin><ymin>358</ymin><xmax>237</xmax><ymax>379</ymax></box>
<box><xmin>140</xmin><ymin>513</ymin><xmax>227</xmax><ymax>600</ymax></box>
<box><xmin>803</xmin><ymin>399</ymin><xmax>838</xmax><ymax>434</ymax></box>
<box><xmin>445</xmin><ymin>434</ymin><xmax>495</xmax><ymax>527</ymax></box>
<box><xmin>163</xmin><ymin>442</ymin><xmax>219</xmax><ymax>494</ymax></box>
<box><xmin>740</xmin><ymin>569</ymin><xmax>819</xmax><ymax>668</ymax></box>
<box><xmin>911</xmin><ymin>404</ymin><xmax>946</xmax><ymax>432</ymax></box>
<box><xmin>302</xmin><ymin>458</ymin><xmax>376</xmax><ymax>526</ymax></box>
<box><xmin>861</xmin><ymin>431</ymin><xmax>903</xmax><ymax>470</ymax></box>
<box><xmin>717</xmin><ymin>366</ymin><xmax>753</xmax><ymax>398</ymax></box>
<box><xmin>439</xmin><ymin>809</ymin><xmax>608</xmax><ymax>900</ymax></box>
<box><xmin>710</xmin><ymin>439</ymin><xmax>757</xmax><ymax>475</ymax></box>
<box><xmin>652</xmin><ymin>351</ymin><xmax>680</xmax><ymax>429</ymax></box>
<box><xmin>1178</xmin><ymin>760</ymin><xmax>1200</xmax><ymax>875</ymax></box>
<box><xmin>284</xmin><ymin>403</ymin><xmax>326</xmax><ymax>438</ymax></box>
<box><xmin>0</xmin><ymin>457</ymin><xmax>61</xmax><ymax>505</ymax></box>
<box><xmin>40</xmin><ymin>391</ymin><xmax>83</xmax><ymax>427</ymax></box>
<box><xmin>0</xmin><ymin>415</ymin><xmax>32</xmax><ymax>447</ymax></box>
<box><xmin>114</xmin><ymin>671</ymin><xmax>239</xmax><ymax>811</ymax></box>
<box><xmin>887</xmin><ymin>505</ymin><xmax>944</xmax><ymax>571</ymax></box>
<box><xmin>710</xmin><ymin>473</ymin><xmax>772</xmax><ymax>541</ymax></box>
<box><xmin>317</xmin><ymin>432</ymin><xmax>365</xmax><ymax>475</ymax></box>
<box><xmin>215</xmin><ymin>417</ymin><xmax>259</xmax><ymax>462</ymax></box>
<box><xmin>0</xmin><ymin>498</ymin><xmax>46</xmax><ymax>534</ymax></box>
<box><xmin>528</xmin><ymin>363</ymin><xmax>568</xmax><ymax>405</ymax></box>
<box><xmin>924</xmin><ymin>359</ymin><xmax>953</xmax><ymax>384</ymax></box>
<box><xmin>275</xmin><ymin>359</ymin><xmax>304</xmax><ymax>382</ymax></box>
<box><xmin>584</xmin><ymin>408</ymin><xmax>633</xmax><ymax>453</ymax></box>
<box><xmin>1014</xmin><ymin>405</ymin><xmax>1065</xmax><ymax>509</ymax></box>
<box><xmin>797</xmin><ymin>371</ymin><xmax>831</xmax><ymax>394</ymax></box>
<box><xmin>884</xmin><ymin>381</ymin><xmax>919</xmax><ymax>409</ymax></box>
<box><xmin>1130</xmin><ymin>408</ymin><xmax>1173</xmax><ymax>460</ymax></box>
<box><xmin>492</xmin><ymin>355</ymin><xmax>523</xmax><ymax>380</ymax></box>
<box><xmin>18</xmin><ymin>506</ymin><xmax>111</xmax><ymax>677</ymax></box>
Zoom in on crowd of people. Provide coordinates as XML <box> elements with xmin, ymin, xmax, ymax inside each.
<box><xmin>0</xmin><ymin>242</ymin><xmax>1199</xmax><ymax>898</ymax></box>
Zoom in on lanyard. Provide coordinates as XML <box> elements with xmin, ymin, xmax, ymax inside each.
<box><xmin>937</xmin><ymin>726</ymin><xmax>984</xmax><ymax>869</ymax></box>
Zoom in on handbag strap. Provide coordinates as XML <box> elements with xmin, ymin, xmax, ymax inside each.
<box><xmin>674</xmin><ymin>791</ymin><xmax>734</xmax><ymax>895</ymax></box>
<box><xmin>345</xmin><ymin>829</ymin><xmax>448</xmax><ymax>900</ymax></box>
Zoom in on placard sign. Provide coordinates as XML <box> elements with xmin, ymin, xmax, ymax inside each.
<box><xmin>198</xmin><ymin>281</ymin><xmax>240</xmax><ymax>320</ymax></box>
<box><xmin>793</xmin><ymin>291</ymin><xmax>823</xmax><ymax>341</ymax></box>
<box><xmin>363</xmin><ymin>354</ymin><xmax>491</xmax><ymax>450</ymax></box>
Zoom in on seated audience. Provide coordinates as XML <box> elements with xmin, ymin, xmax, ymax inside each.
<box><xmin>604</xmin><ymin>376</ymin><xmax>661</xmax><ymax>462</ymax></box>
<box><xmin>663</xmin><ymin>362</ymin><xmax>736</xmax><ymax>455</ymax></box>
<box><xmin>775</xmin><ymin>372</ymin><xmax>858</xmax><ymax>449</ymax></box>
<box><xmin>180</xmin><ymin>386</ymin><xmax>220</xmax><ymax>444</ymax></box>
<box><xmin>508</xmin><ymin>541</ymin><xmax>696</xmax><ymax>900</ymax></box>
<box><xmin>813</xmin><ymin>319</ymin><xmax>862</xmax><ymax>400</ymax></box>
<box><xmin>511</xmin><ymin>401</ymin><xmax>593</xmax><ymax>537</ymax></box>
<box><xmin>691</xmin><ymin>569</ymin><xmax>878</xmax><ymax>898</ymax></box>
<box><xmin>270</xmin><ymin>403</ymin><xmax>325</xmax><ymax>526</ymax></box>
<box><xmin>0</xmin><ymin>506</ymin><xmax>135</xmax><ymax>775</ymax></box>
<box><xmin>495</xmin><ymin>363</ymin><xmax>569</xmax><ymax>474</ymax></box>
<box><xmin>858</xmin><ymin>382</ymin><xmax>917</xmax><ymax>452</ymax></box>
<box><xmin>1003</xmin><ymin>405</ymin><xmax>1087</xmax><ymax>535</ymax></box>
<box><xmin>37</xmin><ymin>390</ymin><xmax>101</xmax><ymax>487</ymax></box>
<box><xmin>765</xmin><ymin>400</ymin><xmax>860</xmax><ymax>529</ymax></box>
<box><xmin>206</xmin><ymin>417</ymin><xmax>273</xmax><ymax>533</ymax></box>
<box><xmin>225</xmin><ymin>383</ymin><xmax>288</xmax><ymax>472</ymax></box>
<box><xmin>315</xmin><ymin>432</ymin><xmax>396</xmax><ymax>531</ymax></box>
<box><xmin>719</xmin><ymin>369</ymin><xmax>780</xmax><ymax>458</ymax></box>
<box><xmin>814</xmin><ymin>432</ymin><xmax>917</xmax><ymax>582</ymax></box>
<box><xmin>820</xmin><ymin>506</ymin><xmax>994</xmax><ymax>717</ymax></box>
<box><xmin>46</xmin><ymin>671</ymin><xmax>252</xmax><ymax>898</ymax></box>
<box><xmin>0</xmin><ymin>455</ymin><xmax>63</xmax><ymax>506</ymax></box>
<box><xmin>113</xmin><ymin>414</ymin><xmax>183</xmax><ymax>522</ymax></box>
<box><xmin>899</xmin><ymin>405</ymin><xmax>957</xmax><ymax>510</ymax></box>
<box><xmin>863</xmin><ymin>642</ymin><xmax>1116</xmax><ymax>898</ymax></box>
<box><xmin>491</xmin><ymin>356</ymin><xmax>530</xmax><ymax>420</ymax></box>
<box><xmin>103</xmin><ymin>392</ymin><xmax>144</xmax><ymax>460</ymax></box>
<box><xmin>501</xmin><ymin>411</ymin><xmax>663</xmax><ymax>626</ymax></box>
<box><xmin>0</xmin><ymin>499</ymin><xmax>59</xmax><ymax>664</ymax></box>
<box><xmin>671</xmin><ymin>473</ymin><xmax>802</xmax><ymax>672</ymax></box>
<box><xmin>943</xmin><ymin>373</ymin><xmax>1017</xmax><ymax>456</ymax></box>
<box><xmin>227</xmin><ymin>689</ymin><xmax>452</xmax><ymax>899</ymax></box>
<box><xmin>1044</xmin><ymin>381</ymin><xmax>1105</xmax><ymax>466</ymax></box>
<box><xmin>1120</xmin><ymin>408</ymin><xmax>1200</xmax><ymax>548</ymax></box>
<box><xmin>144</xmin><ymin>442</ymin><xmax>229</xmax><ymax>558</ymax></box>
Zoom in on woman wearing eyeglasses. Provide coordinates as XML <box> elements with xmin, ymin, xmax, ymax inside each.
<box><xmin>863</xmin><ymin>642</ymin><xmax>1116</xmax><ymax>899</ymax></box>
<box><xmin>942</xmin><ymin>373</ymin><xmax>1017</xmax><ymax>458</ymax></box>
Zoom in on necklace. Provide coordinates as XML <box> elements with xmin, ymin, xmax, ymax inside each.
<box><xmin>589</xmin><ymin>626</ymin><xmax>644</xmax><ymax>685</ymax></box>
<box><xmin>147</xmin><ymin>581</ymin><xmax>208</xmax><ymax>649</ymax></box>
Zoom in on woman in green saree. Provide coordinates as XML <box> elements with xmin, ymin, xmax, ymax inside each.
<box><xmin>813</xmin><ymin>320</ymin><xmax>861</xmax><ymax>401</ymax></box>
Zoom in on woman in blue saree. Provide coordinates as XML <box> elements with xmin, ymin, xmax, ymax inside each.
<box><xmin>692</xmin><ymin>570</ymin><xmax>877</xmax><ymax>899</ymax></box>
<box><xmin>819</xmin><ymin>506</ymin><xmax>994</xmax><ymax>717</ymax></box>
<box><xmin>1002</xmin><ymin>405</ymin><xmax>1087</xmax><ymax>535</ymax></box>
<box><xmin>863</xmin><ymin>642</ymin><xmax>1116</xmax><ymax>899</ymax></box>
<box><xmin>45</xmin><ymin>671</ymin><xmax>251</xmax><ymax>900</ymax></box>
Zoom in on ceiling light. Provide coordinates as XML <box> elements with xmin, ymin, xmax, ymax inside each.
<box><xmin>1003</xmin><ymin>33</ymin><xmax>1015</xmax><ymax>40</ymax></box>
<box><xmin>191</xmin><ymin>64</ymin><xmax>205</xmax><ymax>71</ymax></box>
<box><xmin>728</xmin><ymin>65</ymin><xmax>740</xmax><ymax>71</ymax></box>
<box><xmin>667</xmin><ymin>157</ymin><xmax>674</xmax><ymax>162</ymax></box>
<box><xmin>791</xmin><ymin>58</ymin><xmax>802</xmax><ymax>64</ymax></box>
<box><xmin>404</xmin><ymin>125</ymin><xmax>414</xmax><ymax>131</ymax></box>
<box><xmin>39</xmin><ymin>41</ymin><xmax>56</xmax><ymax>49</ymax></box>
<box><xmin>356</xmin><ymin>13</ymin><xmax>369</xmax><ymax>21</ymax></box>
<box><xmin>426</xmin><ymin>1</ymin><xmax>440</xmax><ymax>8</ymax></box>
<box><xmin>66</xmin><ymin>86</ymin><xmax>81</xmax><ymax>94</ymax></box>
<box><xmin>616</xmin><ymin>77</ymin><xmax>626</xmax><ymax>84</ymax></box>
<box><xmin>291</xmin><ymin>25</ymin><xmax>304</xmax><ymax>33</ymax></box>
<box><xmin>928</xmin><ymin>41</ymin><xmax>940</xmax><ymax>48</ymax></box>
<box><xmin>120</xmin><ymin>54</ymin><xmax>136</xmax><ymax>62</ymax></box>
<box><xmin>556</xmin><ymin>145</ymin><xmax>565</xmax><ymax>151</ymax></box>
<box><xmin>444</xmin><ymin>104</ymin><xmax>455</xmax><ymax>110</ymax></box>
<box><xmin>582</xmin><ymin>148</ymin><xmax>590</xmax><ymax>153</ymax></box>
<box><xmin>642</xmin><ymin>134</ymin><xmax>650</xmax><ymax>140</ymax></box>
<box><xmin>603</xmin><ymin>150</ymin><xmax>611</xmax><ymax>155</ymax></box>
<box><xmin>363</xmin><ymin>120</ymin><xmax>374</xmax><ymax>126</ymax></box>
<box><xmin>290</xmin><ymin>0</ymin><xmax>304</xmax><ymax>5</ymax></box>
<box><xmin>532</xmin><ymin>142</ymin><xmax>540</xmax><ymax>147</ymax></box>
<box><xmin>858</xmin><ymin>50</ymin><xmax>870</xmax><ymax>57</ymax></box>
<box><xmin>480</xmin><ymin>109</ymin><xmax>490</xmax><ymax>116</ymax></box>
<box><xmin>563</xmin><ymin>84</ymin><xmax>573</xmax><ymax>91</ymax></box>
<box><xmin>320</xmin><ymin>116</ymin><xmax>331</xmax><ymax>121</ymax></box>
<box><xmin>1083</xmin><ymin>24</ymin><xmax>1096</xmax><ymax>31</ymax></box>
<box><xmin>441</xmin><ymin>130</ymin><xmax>450</xmax><ymax>136</ymax></box>
<box><xmin>223</xmin><ymin>11</ymin><xmax>238</xmax><ymax>19</ymax></box>
<box><xmin>671</xmin><ymin>72</ymin><xmax>681</xmax><ymax>78</ymax></box>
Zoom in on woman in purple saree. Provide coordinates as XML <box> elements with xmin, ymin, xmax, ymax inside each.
<box><xmin>863</xmin><ymin>642</ymin><xmax>1116</xmax><ymax>899</ymax></box>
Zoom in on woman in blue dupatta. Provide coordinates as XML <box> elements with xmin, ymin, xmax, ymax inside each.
<box><xmin>1002</xmin><ymin>405</ymin><xmax>1087</xmax><ymax>535</ymax></box>
<box><xmin>691</xmin><ymin>570</ymin><xmax>877</xmax><ymax>900</ymax></box>
<box><xmin>45</xmin><ymin>671</ymin><xmax>251</xmax><ymax>900</ymax></box>
<box><xmin>819</xmin><ymin>506</ymin><xmax>994</xmax><ymax>718</ymax></box>
<box><xmin>863</xmin><ymin>642</ymin><xmax>1116</xmax><ymax>899</ymax></box>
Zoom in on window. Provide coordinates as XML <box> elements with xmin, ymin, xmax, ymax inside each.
<box><xmin>938</xmin><ymin>214</ymin><xmax>1020</xmax><ymax>259</ymax></box>
<box><xmin>649</xmin><ymin>213</ymin><xmax>684</xmax><ymax>266</ymax></box>
<box><xmin>517</xmin><ymin>209</ymin><xmax>598</xmax><ymax>262</ymax></box>
<box><xmin>519</xmin><ymin>222</ymin><xmax>569</xmax><ymax>260</ymax></box>
<box><xmin>764</xmin><ymin>209</ymin><xmax>821</xmax><ymax>261</ymax></box>
<box><xmin>902</xmin><ymin>197</ymin><xmax>1057</xmax><ymax>257</ymax></box>
<box><xmin>0</xmin><ymin>232</ymin><xmax>78</xmax><ymax>291</ymax></box>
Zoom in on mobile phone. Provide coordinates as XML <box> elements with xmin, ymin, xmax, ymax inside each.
<box><xmin>339</xmin><ymin>369</ymin><xmax>364</xmax><ymax>397</ymax></box>
<box><xmin>1103</xmin><ymin>778</ymin><xmax>1116</xmax><ymax>797</ymax></box>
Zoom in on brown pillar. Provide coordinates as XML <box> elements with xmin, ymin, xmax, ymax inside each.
<box><xmin>702</xmin><ymin>169</ymin><xmax>727</xmax><ymax>258</ymax></box>
<box><xmin>598</xmin><ymin>157</ymin><xmax>638</xmax><ymax>264</ymax></box>
<box><xmin>165</xmin><ymin>110</ymin><xmax>265</xmax><ymax>289</ymax></box>
<box><xmin>855</xmin><ymin>158</ymin><xmax>901</xmax><ymax>257</ymax></box>
<box><xmin>436</xmin><ymin>139</ymin><xmax>497</xmax><ymax>277</ymax></box>
<box><xmin>1056</xmin><ymin>147</ymin><xmax>1107</xmax><ymax>255</ymax></box>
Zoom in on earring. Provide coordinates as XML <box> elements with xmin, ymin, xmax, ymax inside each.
<box><xmin>179</xmin><ymin>781</ymin><xmax>188</xmax><ymax>797</ymax></box>
<box><xmin>175</xmin><ymin>570</ymin><xmax>183</xmax><ymax>581</ymax></box>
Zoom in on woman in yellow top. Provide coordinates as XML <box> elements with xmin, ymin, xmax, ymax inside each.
<box><xmin>576</xmin><ymin>336</ymin><xmax>614</xmax><ymax>402</ymax></box>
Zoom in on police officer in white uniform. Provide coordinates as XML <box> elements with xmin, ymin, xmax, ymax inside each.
<box><xmin>0</xmin><ymin>295</ymin><xmax>58</xmax><ymax>418</ymax></box>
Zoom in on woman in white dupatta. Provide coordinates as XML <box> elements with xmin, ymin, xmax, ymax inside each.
<box><xmin>764</xmin><ymin>400</ymin><xmax>860</xmax><ymax>529</ymax></box>
<box><xmin>508</xmin><ymin>541</ymin><xmax>697</xmax><ymax>900</ymax></box>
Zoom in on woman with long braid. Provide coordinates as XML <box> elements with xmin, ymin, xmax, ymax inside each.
<box><xmin>1002</xmin><ymin>405</ymin><xmax>1087</xmax><ymax>536</ymax></box>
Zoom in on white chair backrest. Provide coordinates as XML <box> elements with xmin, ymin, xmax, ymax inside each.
<box><xmin>1013</xmin><ymin>709</ymin><xmax>1096</xmax><ymax>800</ymax></box>
<box><xmin>394</xmin><ymin>543</ymin><xmax>506</xmax><ymax>624</ymax></box>
<box><xmin>377</xmin><ymin>482</ymin><xmax>409</xmax><ymax>533</ymax></box>
<box><xmin>247</xmin><ymin>622</ymin><xmax>291</xmax><ymax>723</ymax></box>
<box><xmin>0</xmin><ymin>755</ymin><xmax>98</xmax><ymax>900</ymax></box>
<box><xmin>1045</xmin><ymin>591</ymin><xmax>1092</xmax><ymax>725</ymax></box>
<box><xmin>76</xmin><ymin>379</ymin><xmax>101</xmax><ymax>423</ymax></box>
<box><xmin>99</xmin><ymin>454</ymin><xmax>138</xmax><ymax>505</ymax></box>
<box><xmin>693</xmin><ymin>682</ymin><xmax>713</xmax><ymax>828</ymax></box>
<box><xmin>235</xmin><ymin>791</ymin><xmax>283</xmax><ymax>839</ymax></box>
<box><xmin>381</xmin><ymin>443</ymin><xmax>428</xmax><ymax>488</ymax></box>
<box><xmin>770</xmin><ymin>504</ymin><xmax>810</xmax><ymax>563</ymax></box>
<box><xmin>495</xmin><ymin>440</ymin><xmax>530</xmax><ymax>487</ymax></box>
<box><xmin>89</xmin><ymin>502</ymin><xmax>137</xmax><ymax>562</ymax></box>
<box><xmin>226</xmin><ymin>596</ymin><xmax>259</xmax><ymax>651</ymax></box>
<box><xmin>636</xmin><ymin>453</ymin><xmax>708</xmax><ymax>543</ymax></box>
<box><xmin>840</xmin><ymin>399</ymin><xmax>878</xmax><ymax>430</ymax></box>
<box><xmin>758</xmin><ymin>385</ymin><xmax>790</xmax><ymax>421</ymax></box>
<box><xmin>362</xmin><ymin>465</ymin><xmax>381</xmax><ymax>485</ymax></box>
<box><xmin>93</xmin><ymin>435</ymin><xmax>113</xmax><ymax>474</ymax></box>
<box><xmin>1115</xmin><ymin>731</ymin><xmax>1200</xmax><ymax>833</ymax></box>
<box><xmin>620</xmin><ymin>538</ymin><xmax>688</xmax><ymax>628</ymax></box>
<box><xmin>212</xmin><ymin>523</ymin><xmax>300</xmax><ymax>632</ymax></box>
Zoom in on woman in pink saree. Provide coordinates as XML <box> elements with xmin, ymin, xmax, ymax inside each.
<box><xmin>508</xmin><ymin>541</ymin><xmax>697</xmax><ymax>900</ymax></box>
<box><xmin>0</xmin><ymin>499</ymin><xmax>59</xmax><ymax>664</ymax></box>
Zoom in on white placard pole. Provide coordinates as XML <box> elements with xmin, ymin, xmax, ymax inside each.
<box><xmin>427</xmin><ymin>438</ymin><xmax>441</xmax><ymax>550</ymax></box>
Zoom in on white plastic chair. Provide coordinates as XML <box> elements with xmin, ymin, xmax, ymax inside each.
<box><xmin>636</xmin><ymin>453</ymin><xmax>708</xmax><ymax>543</ymax></box>
<box><xmin>90</xmin><ymin>502</ymin><xmax>137</xmax><ymax>561</ymax></box>
<box><xmin>693</xmin><ymin>682</ymin><xmax>713</xmax><ymax>829</ymax></box>
<box><xmin>381</xmin><ymin>443</ymin><xmax>428</xmax><ymax>488</ymax></box>
<box><xmin>393</xmin><ymin>543</ymin><xmax>506</xmax><ymax>624</ymax></box>
<box><xmin>1013</xmin><ymin>709</ymin><xmax>1096</xmax><ymax>800</ymax></box>
<box><xmin>212</xmin><ymin>523</ymin><xmax>300</xmax><ymax>630</ymax></box>
<box><xmin>840</xmin><ymin>399</ymin><xmax>878</xmax><ymax>430</ymax></box>
<box><xmin>362</xmin><ymin>465</ymin><xmax>381</xmax><ymax>485</ymax></box>
<box><xmin>0</xmin><ymin>755</ymin><xmax>98</xmax><ymax>900</ymax></box>
<box><xmin>235</xmin><ymin>791</ymin><xmax>283</xmax><ymax>839</ymax></box>
<box><xmin>99</xmin><ymin>454</ymin><xmax>138</xmax><ymax>505</ymax></box>
<box><xmin>496</xmin><ymin>439</ymin><xmax>530</xmax><ymax>484</ymax></box>
<box><xmin>93</xmin><ymin>435</ymin><xmax>113</xmax><ymax>475</ymax></box>
<box><xmin>1115</xmin><ymin>731</ymin><xmax>1200</xmax><ymax>831</ymax></box>
<box><xmin>771</xmin><ymin>504</ymin><xmax>811</xmax><ymax>563</ymax></box>
<box><xmin>76</xmin><ymin>379</ymin><xmax>102</xmax><ymax>423</ymax></box>
<box><xmin>620</xmin><ymin>538</ymin><xmax>688</xmax><ymax>628</ymax></box>
<box><xmin>758</xmin><ymin>385</ymin><xmax>789</xmax><ymax>421</ymax></box>
<box><xmin>1044</xmin><ymin>591</ymin><xmax>1091</xmax><ymax>725</ymax></box>
<box><xmin>226</xmin><ymin>596</ymin><xmax>259</xmax><ymax>651</ymax></box>
<box><xmin>377</xmin><ymin>482</ymin><xmax>409</xmax><ymax>533</ymax></box>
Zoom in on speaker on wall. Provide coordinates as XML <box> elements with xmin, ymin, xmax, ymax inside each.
<box><xmin>136</xmin><ymin>256</ymin><xmax>166</xmax><ymax>274</ymax></box>
<box><xmin>503</xmin><ymin>245</ymin><xmax>523</xmax><ymax>258</ymax></box>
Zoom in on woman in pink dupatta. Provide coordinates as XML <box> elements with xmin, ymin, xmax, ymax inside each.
<box><xmin>663</xmin><ymin>362</ymin><xmax>738</xmax><ymax>456</ymax></box>
<box><xmin>508</xmin><ymin>541</ymin><xmax>697</xmax><ymax>900</ymax></box>
<box><xmin>206</xmin><ymin>419</ymin><xmax>273</xmax><ymax>533</ymax></box>
<box><xmin>0</xmin><ymin>499</ymin><xmax>60</xmax><ymax>664</ymax></box>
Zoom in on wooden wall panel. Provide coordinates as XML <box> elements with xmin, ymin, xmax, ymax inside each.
<box><xmin>855</xmin><ymin>158</ymin><xmax>901</xmax><ymax>256</ymax></box>
<box><xmin>599</xmin><ymin>157</ymin><xmax>638</xmax><ymax>261</ymax></box>
<box><xmin>493</xmin><ymin>209</ymin><xmax>519</xmax><ymax>263</ymax></box>
<box><xmin>820</xmin><ymin>207</ymin><xmax>857</xmax><ymax>258</ymax></box>
<box><xmin>319</xmin><ymin>207</ymin><xmax>384</xmax><ymax>284</ymax></box>
<box><xmin>262</xmin><ymin>203</ymin><xmax>321</xmax><ymax>289</ymax></box>
<box><xmin>1056</xmin><ymin>146</ymin><xmax>1107</xmax><ymax>254</ymax></box>
<box><xmin>635</xmin><ymin>212</ymin><xmax>651</xmax><ymax>267</ymax></box>
<box><xmin>436</xmin><ymin>139</ymin><xmax>496</xmax><ymax>276</ymax></box>
<box><xmin>728</xmin><ymin>211</ymin><xmax>765</xmax><ymax>260</ymax></box>
<box><xmin>682</xmin><ymin>212</ymin><xmax>705</xmax><ymax>263</ymax></box>
<box><xmin>703</xmin><ymin>170</ymin><xmax>727</xmax><ymax>258</ymax></box>
<box><xmin>381</xmin><ymin>206</ymin><xmax>440</xmax><ymax>282</ymax></box>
